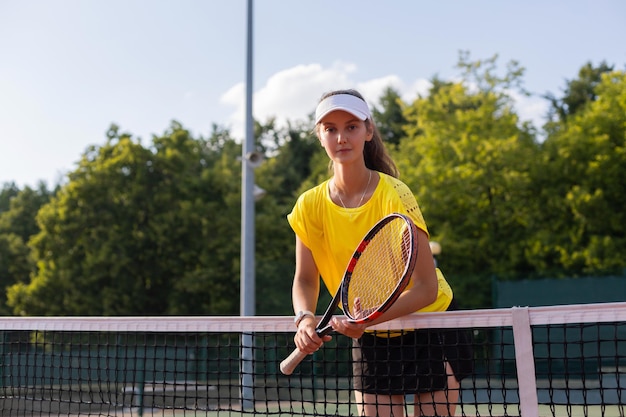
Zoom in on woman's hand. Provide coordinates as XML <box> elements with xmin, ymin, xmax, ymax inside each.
<box><xmin>331</xmin><ymin>297</ymin><xmax>367</xmax><ymax>339</ymax></box>
<box><xmin>294</xmin><ymin>317</ymin><xmax>332</xmax><ymax>354</ymax></box>
<box><xmin>331</xmin><ymin>316</ymin><xmax>367</xmax><ymax>339</ymax></box>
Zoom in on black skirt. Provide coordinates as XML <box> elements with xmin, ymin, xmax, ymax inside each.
<box><xmin>352</xmin><ymin>299</ymin><xmax>473</xmax><ymax>394</ymax></box>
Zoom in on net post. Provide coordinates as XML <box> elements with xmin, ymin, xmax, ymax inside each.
<box><xmin>241</xmin><ymin>332</ymin><xmax>255</xmax><ymax>411</ymax></box>
<box><xmin>511</xmin><ymin>306</ymin><xmax>540</xmax><ymax>417</ymax></box>
<box><xmin>0</xmin><ymin>332</ymin><xmax>5</xmax><ymax>388</ymax></box>
<box><xmin>136</xmin><ymin>358</ymin><xmax>146</xmax><ymax>417</ymax></box>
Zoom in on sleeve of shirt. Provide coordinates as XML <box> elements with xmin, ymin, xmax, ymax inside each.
<box><xmin>287</xmin><ymin>193</ymin><xmax>310</xmax><ymax>248</ymax></box>
<box><xmin>388</xmin><ymin>177</ymin><xmax>429</xmax><ymax>237</ymax></box>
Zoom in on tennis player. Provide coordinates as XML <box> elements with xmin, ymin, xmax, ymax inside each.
<box><xmin>287</xmin><ymin>89</ymin><xmax>472</xmax><ymax>416</ymax></box>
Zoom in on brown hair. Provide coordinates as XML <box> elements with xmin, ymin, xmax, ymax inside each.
<box><xmin>316</xmin><ymin>89</ymin><xmax>399</xmax><ymax>178</ymax></box>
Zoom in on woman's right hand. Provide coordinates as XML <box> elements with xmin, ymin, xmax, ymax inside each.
<box><xmin>294</xmin><ymin>317</ymin><xmax>332</xmax><ymax>354</ymax></box>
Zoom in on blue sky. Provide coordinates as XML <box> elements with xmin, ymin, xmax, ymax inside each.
<box><xmin>1</xmin><ymin>0</ymin><xmax>624</xmax><ymax>188</ymax></box>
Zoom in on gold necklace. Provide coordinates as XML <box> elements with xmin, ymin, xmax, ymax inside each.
<box><xmin>334</xmin><ymin>170</ymin><xmax>372</xmax><ymax>209</ymax></box>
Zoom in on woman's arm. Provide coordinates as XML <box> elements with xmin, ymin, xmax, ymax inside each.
<box><xmin>331</xmin><ymin>228</ymin><xmax>438</xmax><ymax>337</ymax></box>
<box><xmin>292</xmin><ymin>236</ymin><xmax>332</xmax><ymax>354</ymax></box>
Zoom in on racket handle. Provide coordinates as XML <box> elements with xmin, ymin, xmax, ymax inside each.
<box><xmin>280</xmin><ymin>348</ymin><xmax>308</xmax><ymax>375</ymax></box>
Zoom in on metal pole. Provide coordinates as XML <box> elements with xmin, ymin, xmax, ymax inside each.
<box><xmin>240</xmin><ymin>0</ymin><xmax>255</xmax><ymax>410</ymax></box>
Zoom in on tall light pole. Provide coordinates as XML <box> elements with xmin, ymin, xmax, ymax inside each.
<box><xmin>241</xmin><ymin>0</ymin><xmax>255</xmax><ymax>323</ymax></box>
<box><xmin>240</xmin><ymin>0</ymin><xmax>255</xmax><ymax>410</ymax></box>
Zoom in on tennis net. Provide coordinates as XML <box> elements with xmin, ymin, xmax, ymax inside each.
<box><xmin>0</xmin><ymin>302</ymin><xmax>624</xmax><ymax>417</ymax></box>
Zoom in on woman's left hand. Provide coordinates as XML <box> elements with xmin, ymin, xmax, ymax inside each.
<box><xmin>331</xmin><ymin>316</ymin><xmax>367</xmax><ymax>339</ymax></box>
<box><xmin>331</xmin><ymin>296</ymin><xmax>367</xmax><ymax>338</ymax></box>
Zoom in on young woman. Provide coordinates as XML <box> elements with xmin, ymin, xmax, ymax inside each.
<box><xmin>287</xmin><ymin>89</ymin><xmax>471</xmax><ymax>416</ymax></box>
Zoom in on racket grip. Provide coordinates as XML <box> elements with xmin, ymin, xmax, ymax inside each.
<box><xmin>280</xmin><ymin>348</ymin><xmax>308</xmax><ymax>375</ymax></box>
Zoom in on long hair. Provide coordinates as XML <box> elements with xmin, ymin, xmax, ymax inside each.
<box><xmin>316</xmin><ymin>89</ymin><xmax>399</xmax><ymax>178</ymax></box>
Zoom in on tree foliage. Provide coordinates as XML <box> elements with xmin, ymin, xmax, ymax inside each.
<box><xmin>2</xmin><ymin>55</ymin><xmax>624</xmax><ymax>315</ymax></box>
<box><xmin>371</xmin><ymin>87</ymin><xmax>408</xmax><ymax>146</ymax></box>
<box><xmin>0</xmin><ymin>183</ymin><xmax>20</xmax><ymax>213</ymax></box>
<box><xmin>8</xmin><ymin>123</ymin><xmax>244</xmax><ymax>315</ymax></box>
<box><xmin>0</xmin><ymin>182</ymin><xmax>54</xmax><ymax>314</ymax></box>
<box><xmin>395</xmin><ymin>53</ymin><xmax>540</xmax><ymax>307</ymax></box>
<box><xmin>529</xmin><ymin>71</ymin><xmax>626</xmax><ymax>276</ymax></box>
<box><xmin>544</xmin><ymin>61</ymin><xmax>615</xmax><ymax>124</ymax></box>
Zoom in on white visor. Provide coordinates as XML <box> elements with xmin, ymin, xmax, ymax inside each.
<box><xmin>315</xmin><ymin>94</ymin><xmax>371</xmax><ymax>124</ymax></box>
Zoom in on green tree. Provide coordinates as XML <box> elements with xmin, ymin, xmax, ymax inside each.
<box><xmin>396</xmin><ymin>53</ymin><xmax>539</xmax><ymax>308</ymax></box>
<box><xmin>0</xmin><ymin>182</ymin><xmax>54</xmax><ymax>241</ymax></box>
<box><xmin>529</xmin><ymin>70</ymin><xmax>626</xmax><ymax>275</ymax></box>
<box><xmin>7</xmin><ymin>123</ymin><xmax>243</xmax><ymax>316</ymax></box>
<box><xmin>250</xmin><ymin>118</ymin><xmax>325</xmax><ymax>314</ymax></box>
<box><xmin>544</xmin><ymin>61</ymin><xmax>614</xmax><ymax>124</ymax></box>
<box><xmin>371</xmin><ymin>87</ymin><xmax>408</xmax><ymax>146</ymax></box>
<box><xmin>165</xmin><ymin>124</ymin><xmax>244</xmax><ymax>315</ymax></box>
<box><xmin>0</xmin><ymin>182</ymin><xmax>20</xmax><ymax>213</ymax></box>
<box><xmin>0</xmin><ymin>182</ymin><xmax>54</xmax><ymax>314</ymax></box>
<box><xmin>0</xmin><ymin>233</ymin><xmax>31</xmax><ymax>315</ymax></box>
<box><xmin>5</xmin><ymin>59</ymin><xmax>624</xmax><ymax>317</ymax></box>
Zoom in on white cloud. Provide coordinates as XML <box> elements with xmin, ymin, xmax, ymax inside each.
<box><xmin>359</xmin><ymin>76</ymin><xmax>433</xmax><ymax>108</ymax></box>
<box><xmin>356</xmin><ymin>75</ymin><xmax>405</xmax><ymax>108</ymax></box>
<box><xmin>220</xmin><ymin>62</ymin><xmax>432</xmax><ymax>139</ymax></box>
<box><xmin>254</xmin><ymin>63</ymin><xmax>351</xmax><ymax>124</ymax></box>
<box><xmin>221</xmin><ymin>62</ymin><xmax>360</xmax><ymax>139</ymax></box>
<box><xmin>220</xmin><ymin>62</ymin><xmax>548</xmax><ymax>140</ymax></box>
<box><xmin>509</xmin><ymin>90</ymin><xmax>549</xmax><ymax>132</ymax></box>
<box><xmin>406</xmin><ymin>79</ymin><xmax>433</xmax><ymax>101</ymax></box>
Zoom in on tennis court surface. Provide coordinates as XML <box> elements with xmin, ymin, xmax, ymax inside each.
<box><xmin>0</xmin><ymin>302</ymin><xmax>624</xmax><ymax>416</ymax></box>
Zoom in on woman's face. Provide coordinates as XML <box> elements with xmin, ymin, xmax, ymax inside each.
<box><xmin>317</xmin><ymin>110</ymin><xmax>373</xmax><ymax>165</ymax></box>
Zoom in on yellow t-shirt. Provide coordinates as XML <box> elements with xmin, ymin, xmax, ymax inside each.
<box><xmin>287</xmin><ymin>171</ymin><xmax>452</xmax><ymax>314</ymax></box>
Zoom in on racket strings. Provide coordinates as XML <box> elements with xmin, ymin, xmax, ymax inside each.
<box><xmin>345</xmin><ymin>219</ymin><xmax>413</xmax><ymax>319</ymax></box>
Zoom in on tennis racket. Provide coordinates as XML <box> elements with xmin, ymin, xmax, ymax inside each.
<box><xmin>280</xmin><ymin>212</ymin><xmax>419</xmax><ymax>375</ymax></box>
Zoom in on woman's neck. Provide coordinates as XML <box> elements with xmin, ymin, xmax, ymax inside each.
<box><xmin>331</xmin><ymin>167</ymin><xmax>374</xmax><ymax>208</ymax></box>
